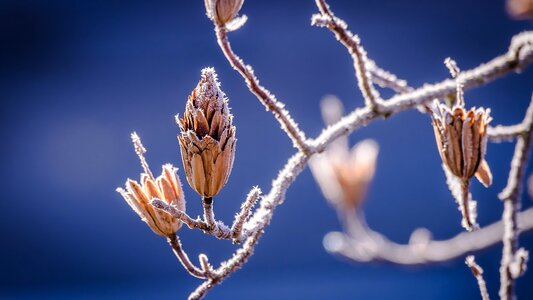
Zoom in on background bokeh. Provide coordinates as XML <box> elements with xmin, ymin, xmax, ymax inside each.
<box><xmin>1</xmin><ymin>0</ymin><xmax>532</xmax><ymax>299</ymax></box>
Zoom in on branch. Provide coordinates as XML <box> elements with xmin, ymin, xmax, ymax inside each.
<box><xmin>366</xmin><ymin>59</ymin><xmax>414</xmax><ymax>94</ymax></box>
<box><xmin>153</xmin><ymin>199</ymin><xmax>233</xmax><ymax>240</ymax></box>
<box><xmin>214</xmin><ymin>26</ymin><xmax>310</xmax><ymax>153</ymax></box>
<box><xmin>466</xmin><ymin>255</ymin><xmax>491</xmax><ymax>300</ymax></box>
<box><xmin>153</xmin><ymin>191</ymin><xmax>259</xmax><ymax>243</ymax></box>
<box><xmin>177</xmin><ymin>3</ymin><xmax>533</xmax><ymax>298</ymax></box>
<box><xmin>202</xmin><ymin>197</ymin><xmax>216</xmax><ymax>230</ymax></box>
<box><xmin>323</xmin><ymin>207</ymin><xmax>533</xmax><ymax>265</ymax></box>
<box><xmin>312</xmin><ymin>0</ymin><xmax>383</xmax><ymax>111</ymax></box>
<box><xmin>499</xmin><ymin>94</ymin><xmax>533</xmax><ymax>300</ymax></box>
<box><xmin>167</xmin><ymin>234</ymin><xmax>207</xmax><ymax>279</ymax></box>
<box><xmin>231</xmin><ymin>187</ymin><xmax>261</xmax><ymax>242</ymax></box>
<box><xmin>188</xmin><ymin>153</ymin><xmax>308</xmax><ymax>299</ymax></box>
<box><xmin>309</xmin><ymin>31</ymin><xmax>533</xmax><ymax>152</ymax></box>
<box><xmin>185</xmin><ymin>29</ymin><xmax>533</xmax><ymax>298</ymax></box>
<box><xmin>488</xmin><ymin>124</ymin><xmax>527</xmax><ymax>142</ymax></box>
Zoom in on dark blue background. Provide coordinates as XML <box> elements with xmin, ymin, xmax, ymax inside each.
<box><xmin>1</xmin><ymin>0</ymin><xmax>532</xmax><ymax>299</ymax></box>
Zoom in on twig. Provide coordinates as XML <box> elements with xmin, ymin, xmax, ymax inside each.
<box><xmin>499</xmin><ymin>95</ymin><xmax>533</xmax><ymax>300</ymax></box>
<box><xmin>189</xmin><ymin>154</ymin><xmax>308</xmax><ymax>299</ymax></box>
<box><xmin>466</xmin><ymin>255</ymin><xmax>491</xmax><ymax>300</ymax></box>
<box><xmin>152</xmin><ymin>199</ymin><xmax>210</xmax><ymax>231</ymax></box>
<box><xmin>202</xmin><ymin>197</ymin><xmax>216</xmax><ymax>230</ymax></box>
<box><xmin>214</xmin><ymin>26</ymin><xmax>310</xmax><ymax>153</ymax></box>
<box><xmin>312</xmin><ymin>0</ymin><xmax>383</xmax><ymax>111</ymax></box>
<box><xmin>323</xmin><ymin>207</ymin><xmax>533</xmax><ymax>265</ymax></box>
<box><xmin>167</xmin><ymin>234</ymin><xmax>206</xmax><ymax>279</ymax></box>
<box><xmin>309</xmin><ymin>31</ymin><xmax>533</xmax><ymax>152</ymax></box>
<box><xmin>489</xmin><ymin>124</ymin><xmax>527</xmax><ymax>142</ymax></box>
<box><xmin>231</xmin><ymin>187</ymin><xmax>261</xmax><ymax>242</ymax></box>
<box><xmin>366</xmin><ymin>59</ymin><xmax>413</xmax><ymax>94</ymax></box>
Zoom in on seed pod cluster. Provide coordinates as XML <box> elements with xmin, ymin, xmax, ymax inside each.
<box><xmin>177</xmin><ymin>67</ymin><xmax>236</xmax><ymax>199</ymax></box>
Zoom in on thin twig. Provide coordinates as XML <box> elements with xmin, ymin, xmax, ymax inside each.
<box><xmin>488</xmin><ymin>124</ymin><xmax>526</xmax><ymax>142</ymax></box>
<box><xmin>214</xmin><ymin>26</ymin><xmax>310</xmax><ymax>153</ymax></box>
<box><xmin>466</xmin><ymin>255</ymin><xmax>491</xmax><ymax>300</ymax></box>
<box><xmin>188</xmin><ymin>152</ymin><xmax>309</xmax><ymax>299</ymax></box>
<box><xmin>309</xmin><ymin>31</ymin><xmax>533</xmax><ymax>152</ymax></box>
<box><xmin>152</xmin><ymin>199</ymin><xmax>210</xmax><ymax>231</ymax></box>
<box><xmin>499</xmin><ymin>95</ymin><xmax>533</xmax><ymax>300</ymax></box>
<box><xmin>167</xmin><ymin>234</ymin><xmax>206</xmax><ymax>279</ymax></box>
<box><xmin>366</xmin><ymin>59</ymin><xmax>414</xmax><ymax>94</ymax></box>
<box><xmin>312</xmin><ymin>0</ymin><xmax>383</xmax><ymax>111</ymax></box>
<box><xmin>231</xmin><ymin>187</ymin><xmax>261</xmax><ymax>242</ymax></box>
<box><xmin>324</xmin><ymin>207</ymin><xmax>533</xmax><ymax>265</ymax></box>
<box><xmin>202</xmin><ymin>197</ymin><xmax>216</xmax><ymax>230</ymax></box>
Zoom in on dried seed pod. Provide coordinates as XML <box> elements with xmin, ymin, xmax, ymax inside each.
<box><xmin>431</xmin><ymin>100</ymin><xmax>493</xmax><ymax>187</ymax></box>
<box><xmin>117</xmin><ymin>133</ymin><xmax>186</xmax><ymax>236</ymax></box>
<box><xmin>204</xmin><ymin>0</ymin><xmax>244</xmax><ymax>26</ymax></box>
<box><xmin>177</xmin><ymin>67</ymin><xmax>236</xmax><ymax>199</ymax></box>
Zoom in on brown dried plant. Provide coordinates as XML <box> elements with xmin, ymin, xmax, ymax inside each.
<box><xmin>116</xmin><ymin>0</ymin><xmax>533</xmax><ymax>299</ymax></box>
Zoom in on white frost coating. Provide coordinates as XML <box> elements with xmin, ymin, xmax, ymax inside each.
<box><xmin>139</xmin><ymin>1</ymin><xmax>533</xmax><ymax>298</ymax></box>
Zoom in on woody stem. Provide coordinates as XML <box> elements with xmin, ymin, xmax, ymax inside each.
<box><xmin>461</xmin><ymin>179</ymin><xmax>473</xmax><ymax>231</ymax></box>
<box><xmin>167</xmin><ymin>234</ymin><xmax>206</xmax><ymax>279</ymax></box>
<box><xmin>203</xmin><ymin>197</ymin><xmax>216</xmax><ymax>230</ymax></box>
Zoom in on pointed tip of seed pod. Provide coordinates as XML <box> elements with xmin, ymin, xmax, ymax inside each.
<box><xmin>200</xmin><ymin>67</ymin><xmax>220</xmax><ymax>89</ymax></box>
<box><xmin>194</xmin><ymin>67</ymin><xmax>226</xmax><ymax>109</ymax></box>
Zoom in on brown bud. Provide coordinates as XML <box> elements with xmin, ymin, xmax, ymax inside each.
<box><xmin>204</xmin><ymin>0</ymin><xmax>244</xmax><ymax>26</ymax></box>
<box><xmin>177</xmin><ymin>67</ymin><xmax>236</xmax><ymax>198</ymax></box>
<box><xmin>431</xmin><ymin>100</ymin><xmax>493</xmax><ymax>186</ymax></box>
<box><xmin>117</xmin><ymin>134</ymin><xmax>186</xmax><ymax>236</ymax></box>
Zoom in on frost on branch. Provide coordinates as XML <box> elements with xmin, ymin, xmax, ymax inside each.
<box><xmin>114</xmin><ymin>0</ymin><xmax>533</xmax><ymax>299</ymax></box>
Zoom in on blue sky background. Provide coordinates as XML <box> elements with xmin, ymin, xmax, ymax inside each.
<box><xmin>1</xmin><ymin>0</ymin><xmax>532</xmax><ymax>299</ymax></box>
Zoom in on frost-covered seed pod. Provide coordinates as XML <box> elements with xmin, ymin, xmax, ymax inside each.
<box><xmin>117</xmin><ymin>133</ymin><xmax>186</xmax><ymax>237</ymax></box>
<box><xmin>431</xmin><ymin>100</ymin><xmax>493</xmax><ymax>187</ymax></box>
<box><xmin>177</xmin><ymin>67</ymin><xmax>236</xmax><ymax>199</ymax></box>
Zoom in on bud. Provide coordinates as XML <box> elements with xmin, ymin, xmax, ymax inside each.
<box><xmin>177</xmin><ymin>67</ymin><xmax>236</xmax><ymax>199</ymax></box>
<box><xmin>204</xmin><ymin>0</ymin><xmax>244</xmax><ymax>26</ymax></box>
<box><xmin>310</xmin><ymin>139</ymin><xmax>379</xmax><ymax>210</ymax></box>
<box><xmin>117</xmin><ymin>133</ymin><xmax>186</xmax><ymax>237</ymax></box>
<box><xmin>431</xmin><ymin>100</ymin><xmax>493</xmax><ymax>187</ymax></box>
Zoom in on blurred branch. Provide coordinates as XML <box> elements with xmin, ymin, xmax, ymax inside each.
<box><xmin>499</xmin><ymin>95</ymin><xmax>533</xmax><ymax>300</ymax></box>
<box><xmin>324</xmin><ymin>207</ymin><xmax>533</xmax><ymax>265</ymax></box>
